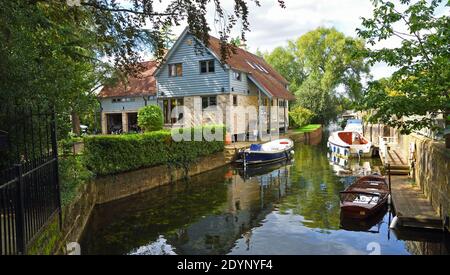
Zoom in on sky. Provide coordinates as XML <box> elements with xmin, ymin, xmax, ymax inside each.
<box><xmin>147</xmin><ymin>0</ymin><xmax>448</xmax><ymax>80</ymax></box>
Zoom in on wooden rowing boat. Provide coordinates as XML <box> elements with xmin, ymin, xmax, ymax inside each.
<box><xmin>339</xmin><ymin>175</ymin><xmax>389</xmax><ymax>219</ymax></box>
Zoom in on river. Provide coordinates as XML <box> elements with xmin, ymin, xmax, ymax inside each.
<box><xmin>80</xmin><ymin>132</ymin><xmax>449</xmax><ymax>255</ymax></box>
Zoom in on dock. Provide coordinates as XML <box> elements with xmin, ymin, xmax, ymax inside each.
<box><xmin>390</xmin><ymin>175</ymin><xmax>444</xmax><ymax>230</ymax></box>
<box><xmin>373</xmin><ymin>136</ymin><xmax>445</xmax><ymax>231</ymax></box>
<box><xmin>381</xmin><ymin>149</ymin><xmax>410</xmax><ymax>175</ymax></box>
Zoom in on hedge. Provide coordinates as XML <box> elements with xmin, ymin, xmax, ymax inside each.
<box><xmin>83</xmin><ymin>125</ymin><xmax>225</xmax><ymax>176</ymax></box>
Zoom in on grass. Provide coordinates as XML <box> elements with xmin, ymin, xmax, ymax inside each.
<box><xmin>293</xmin><ymin>124</ymin><xmax>322</xmax><ymax>133</ymax></box>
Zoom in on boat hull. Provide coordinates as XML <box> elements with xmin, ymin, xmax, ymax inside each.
<box><xmin>237</xmin><ymin>147</ymin><xmax>293</xmax><ymax>165</ymax></box>
<box><xmin>340</xmin><ymin>199</ymin><xmax>388</xmax><ymax>219</ymax></box>
<box><xmin>327</xmin><ymin>131</ymin><xmax>373</xmax><ymax>158</ymax></box>
<box><xmin>339</xmin><ymin>175</ymin><xmax>389</xmax><ymax>220</ymax></box>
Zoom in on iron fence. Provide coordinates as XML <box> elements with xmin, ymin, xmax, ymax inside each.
<box><xmin>0</xmin><ymin>106</ymin><xmax>61</xmax><ymax>255</ymax></box>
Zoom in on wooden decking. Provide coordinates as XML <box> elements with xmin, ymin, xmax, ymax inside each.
<box><xmin>390</xmin><ymin>175</ymin><xmax>444</xmax><ymax>230</ymax></box>
<box><xmin>380</xmin><ymin>148</ymin><xmax>410</xmax><ymax>175</ymax></box>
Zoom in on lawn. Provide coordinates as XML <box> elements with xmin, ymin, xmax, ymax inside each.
<box><xmin>293</xmin><ymin>124</ymin><xmax>322</xmax><ymax>133</ymax></box>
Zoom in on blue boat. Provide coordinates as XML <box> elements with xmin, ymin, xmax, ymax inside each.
<box><xmin>235</xmin><ymin>139</ymin><xmax>295</xmax><ymax>166</ymax></box>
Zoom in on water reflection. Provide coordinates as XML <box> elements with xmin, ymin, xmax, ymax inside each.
<box><xmin>328</xmin><ymin>152</ymin><xmax>382</xmax><ymax>177</ymax></box>
<box><xmin>80</xmin><ymin>141</ymin><xmax>449</xmax><ymax>255</ymax></box>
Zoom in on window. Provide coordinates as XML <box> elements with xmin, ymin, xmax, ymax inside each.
<box><xmin>200</xmin><ymin>60</ymin><xmax>215</xmax><ymax>74</ymax></box>
<box><xmin>169</xmin><ymin>63</ymin><xmax>183</xmax><ymax>77</ymax></box>
<box><xmin>202</xmin><ymin>96</ymin><xmax>217</xmax><ymax>109</ymax></box>
<box><xmin>163</xmin><ymin>98</ymin><xmax>184</xmax><ymax>124</ymax></box>
<box><xmin>233</xmin><ymin>71</ymin><xmax>242</xmax><ymax>81</ymax></box>
<box><xmin>112</xmin><ymin>98</ymin><xmax>135</xmax><ymax>103</ymax></box>
<box><xmin>171</xmin><ymin>98</ymin><xmax>184</xmax><ymax>123</ymax></box>
<box><xmin>233</xmin><ymin>95</ymin><xmax>238</xmax><ymax>106</ymax></box>
<box><xmin>246</xmin><ymin>60</ymin><xmax>256</xmax><ymax>69</ymax></box>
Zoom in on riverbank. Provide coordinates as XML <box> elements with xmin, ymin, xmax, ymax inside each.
<box><xmin>29</xmin><ymin>126</ymin><xmax>324</xmax><ymax>254</ymax></box>
<box><xmin>29</xmin><ymin>151</ymin><xmax>230</xmax><ymax>254</ymax></box>
<box><xmin>79</xmin><ymin>137</ymin><xmax>449</xmax><ymax>255</ymax></box>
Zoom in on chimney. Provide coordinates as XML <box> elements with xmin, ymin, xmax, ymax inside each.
<box><xmin>239</xmin><ymin>42</ymin><xmax>247</xmax><ymax>50</ymax></box>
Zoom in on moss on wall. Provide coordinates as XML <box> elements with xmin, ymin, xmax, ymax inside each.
<box><xmin>27</xmin><ymin>215</ymin><xmax>62</xmax><ymax>255</ymax></box>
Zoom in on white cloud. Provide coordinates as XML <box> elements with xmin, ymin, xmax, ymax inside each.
<box><xmin>143</xmin><ymin>0</ymin><xmax>448</xmax><ymax>80</ymax></box>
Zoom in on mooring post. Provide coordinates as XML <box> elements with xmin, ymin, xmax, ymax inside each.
<box><xmin>388</xmin><ymin>163</ymin><xmax>392</xmax><ymax>194</ymax></box>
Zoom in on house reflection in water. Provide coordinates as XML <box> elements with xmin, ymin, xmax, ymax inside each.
<box><xmin>81</xmin><ymin>162</ymin><xmax>293</xmax><ymax>255</ymax></box>
<box><xmin>80</xmin><ymin>143</ymin><xmax>449</xmax><ymax>255</ymax></box>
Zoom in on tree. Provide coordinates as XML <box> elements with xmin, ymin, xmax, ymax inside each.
<box><xmin>289</xmin><ymin>106</ymin><xmax>315</xmax><ymax>128</ymax></box>
<box><xmin>264</xmin><ymin>45</ymin><xmax>305</xmax><ymax>92</ymax></box>
<box><xmin>138</xmin><ymin>105</ymin><xmax>164</xmax><ymax>132</ymax></box>
<box><xmin>0</xmin><ymin>0</ymin><xmax>285</xmax><ymax>139</ymax></box>
<box><xmin>265</xmin><ymin>28</ymin><xmax>370</xmax><ymax>124</ymax></box>
<box><xmin>295</xmin><ymin>77</ymin><xmax>338</xmax><ymax>124</ymax></box>
<box><xmin>357</xmin><ymin>0</ymin><xmax>449</xmax><ymax>142</ymax></box>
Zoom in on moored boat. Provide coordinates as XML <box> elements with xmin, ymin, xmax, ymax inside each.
<box><xmin>339</xmin><ymin>175</ymin><xmax>389</xmax><ymax>219</ymax></box>
<box><xmin>344</xmin><ymin>119</ymin><xmax>363</xmax><ymax>134</ymax></box>
<box><xmin>235</xmin><ymin>138</ymin><xmax>294</xmax><ymax>166</ymax></box>
<box><xmin>327</xmin><ymin>131</ymin><xmax>373</xmax><ymax>158</ymax></box>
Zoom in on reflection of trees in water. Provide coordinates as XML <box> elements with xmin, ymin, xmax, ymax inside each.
<box><xmin>81</xmin><ymin>165</ymin><xmax>287</xmax><ymax>255</ymax></box>
<box><xmin>278</xmin><ymin>144</ymin><xmax>342</xmax><ymax>230</ymax></box>
<box><xmin>168</xmin><ymin>175</ymin><xmax>283</xmax><ymax>255</ymax></box>
<box><xmin>81</xmin><ymin>167</ymin><xmax>231</xmax><ymax>255</ymax></box>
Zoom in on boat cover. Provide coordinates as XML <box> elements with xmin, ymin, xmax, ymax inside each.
<box><xmin>250</xmin><ymin>144</ymin><xmax>262</xmax><ymax>151</ymax></box>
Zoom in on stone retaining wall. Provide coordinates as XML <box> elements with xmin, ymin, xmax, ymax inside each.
<box><xmin>287</xmin><ymin>125</ymin><xmax>323</xmax><ymax>145</ymax></box>
<box><xmin>29</xmin><ymin>151</ymin><xmax>228</xmax><ymax>254</ymax></box>
<box><xmin>364</xmin><ymin>123</ymin><xmax>450</xmax><ymax>229</ymax></box>
<box><xmin>95</xmin><ymin>151</ymin><xmax>228</xmax><ymax>204</ymax></box>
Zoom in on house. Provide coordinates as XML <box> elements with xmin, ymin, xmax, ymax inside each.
<box><xmin>98</xmin><ymin>28</ymin><xmax>295</xmax><ymax>140</ymax></box>
<box><xmin>155</xmin><ymin>28</ymin><xmax>295</xmax><ymax>140</ymax></box>
<box><xmin>98</xmin><ymin>61</ymin><xmax>158</xmax><ymax>134</ymax></box>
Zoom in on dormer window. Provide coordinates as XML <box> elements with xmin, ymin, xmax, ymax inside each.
<box><xmin>200</xmin><ymin>60</ymin><xmax>215</xmax><ymax>74</ymax></box>
<box><xmin>169</xmin><ymin>63</ymin><xmax>183</xmax><ymax>77</ymax></box>
<box><xmin>246</xmin><ymin>60</ymin><xmax>256</xmax><ymax>69</ymax></box>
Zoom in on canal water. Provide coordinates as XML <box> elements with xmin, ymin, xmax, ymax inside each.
<box><xmin>80</xmin><ymin>133</ymin><xmax>449</xmax><ymax>255</ymax></box>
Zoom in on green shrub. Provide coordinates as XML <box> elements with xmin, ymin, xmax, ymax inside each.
<box><xmin>137</xmin><ymin>105</ymin><xmax>164</xmax><ymax>132</ymax></box>
<box><xmin>59</xmin><ymin>155</ymin><xmax>94</xmax><ymax>207</ymax></box>
<box><xmin>59</xmin><ymin>136</ymin><xmax>83</xmax><ymax>156</ymax></box>
<box><xmin>289</xmin><ymin>106</ymin><xmax>315</xmax><ymax>128</ymax></box>
<box><xmin>84</xmin><ymin>125</ymin><xmax>225</xmax><ymax>175</ymax></box>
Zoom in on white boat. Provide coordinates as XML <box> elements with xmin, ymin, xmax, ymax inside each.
<box><xmin>327</xmin><ymin>131</ymin><xmax>373</xmax><ymax>158</ymax></box>
<box><xmin>344</xmin><ymin>119</ymin><xmax>363</xmax><ymax>134</ymax></box>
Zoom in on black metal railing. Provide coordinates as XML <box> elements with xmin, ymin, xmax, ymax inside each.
<box><xmin>0</xmin><ymin>107</ymin><xmax>61</xmax><ymax>255</ymax></box>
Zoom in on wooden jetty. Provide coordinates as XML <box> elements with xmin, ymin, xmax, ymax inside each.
<box><xmin>378</xmin><ymin>137</ymin><xmax>410</xmax><ymax>175</ymax></box>
<box><xmin>375</xmin><ymin>136</ymin><xmax>444</xmax><ymax>231</ymax></box>
<box><xmin>390</xmin><ymin>175</ymin><xmax>444</xmax><ymax>230</ymax></box>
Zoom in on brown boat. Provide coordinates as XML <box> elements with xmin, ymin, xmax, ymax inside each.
<box><xmin>339</xmin><ymin>175</ymin><xmax>389</xmax><ymax>219</ymax></box>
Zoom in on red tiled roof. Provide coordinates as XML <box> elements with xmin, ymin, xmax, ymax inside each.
<box><xmin>98</xmin><ymin>61</ymin><xmax>157</xmax><ymax>98</ymax></box>
<box><xmin>208</xmin><ymin>36</ymin><xmax>295</xmax><ymax>100</ymax></box>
